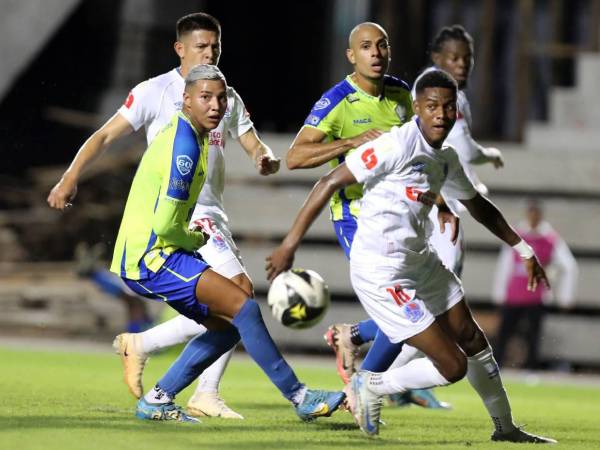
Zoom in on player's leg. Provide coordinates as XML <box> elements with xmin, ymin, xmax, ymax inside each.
<box><xmin>186</xmin><ymin>227</ymin><xmax>251</xmax><ymax>419</ymax></box>
<box><xmin>437</xmin><ymin>299</ymin><xmax>556</xmax><ymax>443</ymax></box>
<box><xmin>193</xmin><ymin>269</ymin><xmax>345</xmax><ymax>421</ymax></box>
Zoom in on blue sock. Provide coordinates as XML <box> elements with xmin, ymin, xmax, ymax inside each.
<box><xmin>360</xmin><ymin>329</ymin><xmax>404</xmax><ymax>372</ymax></box>
<box><xmin>157</xmin><ymin>327</ymin><xmax>240</xmax><ymax>397</ymax></box>
<box><xmin>357</xmin><ymin>319</ymin><xmax>379</xmax><ymax>343</ymax></box>
<box><xmin>232</xmin><ymin>299</ymin><xmax>303</xmax><ymax>402</ymax></box>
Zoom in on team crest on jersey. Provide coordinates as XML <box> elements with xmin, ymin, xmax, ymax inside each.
<box><xmin>395</xmin><ymin>105</ymin><xmax>407</xmax><ymax>122</ymax></box>
<box><xmin>176</xmin><ymin>155</ymin><xmax>193</xmax><ymax>176</ymax></box>
<box><xmin>211</xmin><ymin>234</ymin><xmax>228</xmax><ymax>253</ymax></box>
<box><xmin>314</xmin><ymin>98</ymin><xmax>330</xmax><ymax>110</ymax></box>
<box><xmin>347</xmin><ymin>93</ymin><xmax>360</xmax><ymax>103</ymax></box>
<box><xmin>411</xmin><ymin>162</ymin><xmax>426</xmax><ymax>173</ymax></box>
<box><xmin>404</xmin><ymin>302</ymin><xmax>424</xmax><ymax>323</ymax></box>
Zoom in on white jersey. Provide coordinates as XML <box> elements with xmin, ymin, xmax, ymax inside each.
<box><xmin>346</xmin><ymin>118</ymin><xmax>477</xmax><ymax>262</ymax></box>
<box><xmin>117</xmin><ymin>68</ymin><xmax>254</xmax><ymax>223</ymax></box>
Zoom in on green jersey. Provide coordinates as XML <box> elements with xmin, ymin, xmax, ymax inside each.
<box><xmin>303</xmin><ymin>74</ymin><xmax>413</xmax><ymax>220</ymax></box>
<box><xmin>110</xmin><ymin>112</ymin><xmax>208</xmax><ymax>280</ymax></box>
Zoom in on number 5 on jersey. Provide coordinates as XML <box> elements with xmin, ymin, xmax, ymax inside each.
<box><xmin>361</xmin><ymin>148</ymin><xmax>378</xmax><ymax>170</ymax></box>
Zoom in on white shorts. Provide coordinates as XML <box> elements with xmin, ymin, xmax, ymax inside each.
<box><xmin>428</xmin><ymin>206</ymin><xmax>465</xmax><ymax>276</ymax></box>
<box><xmin>190</xmin><ymin>217</ymin><xmax>247</xmax><ymax>279</ymax></box>
<box><xmin>350</xmin><ymin>248</ymin><xmax>464</xmax><ymax>343</ymax></box>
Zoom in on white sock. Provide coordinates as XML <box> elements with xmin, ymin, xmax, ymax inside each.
<box><xmin>368</xmin><ymin>358</ymin><xmax>450</xmax><ymax>396</ymax></box>
<box><xmin>290</xmin><ymin>385</ymin><xmax>307</xmax><ymax>406</ymax></box>
<box><xmin>467</xmin><ymin>346</ymin><xmax>516</xmax><ymax>434</ymax></box>
<box><xmin>388</xmin><ymin>344</ymin><xmax>424</xmax><ymax>369</ymax></box>
<box><xmin>140</xmin><ymin>315</ymin><xmax>206</xmax><ymax>354</ymax></box>
<box><xmin>144</xmin><ymin>385</ymin><xmax>172</xmax><ymax>404</ymax></box>
<box><xmin>194</xmin><ymin>345</ymin><xmax>237</xmax><ymax>394</ymax></box>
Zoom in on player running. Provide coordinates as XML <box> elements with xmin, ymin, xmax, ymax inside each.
<box><xmin>47</xmin><ymin>13</ymin><xmax>279</xmax><ymax>418</ymax></box>
<box><xmin>285</xmin><ymin>21</ymin><xmax>448</xmax><ymax>408</ymax></box>
<box><xmin>267</xmin><ymin>69</ymin><xmax>556</xmax><ymax>443</ymax></box>
<box><xmin>112</xmin><ymin>64</ymin><xmax>344</xmax><ymax>424</ymax></box>
<box><xmin>325</xmin><ymin>25</ymin><xmax>507</xmax><ymax>408</ymax></box>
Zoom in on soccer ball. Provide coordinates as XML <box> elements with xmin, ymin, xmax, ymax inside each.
<box><xmin>267</xmin><ymin>268</ymin><xmax>330</xmax><ymax>329</ymax></box>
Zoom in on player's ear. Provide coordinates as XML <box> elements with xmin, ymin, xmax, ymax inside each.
<box><xmin>174</xmin><ymin>40</ymin><xmax>184</xmax><ymax>58</ymax></box>
<box><xmin>183</xmin><ymin>90</ymin><xmax>191</xmax><ymax>109</ymax></box>
<box><xmin>346</xmin><ymin>48</ymin><xmax>355</xmax><ymax>65</ymax></box>
<box><xmin>412</xmin><ymin>98</ymin><xmax>420</xmax><ymax>116</ymax></box>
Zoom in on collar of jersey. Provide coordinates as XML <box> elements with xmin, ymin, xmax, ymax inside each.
<box><xmin>345</xmin><ymin>74</ymin><xmax>384</xmax><ymax>100</ymax></box>
<box><xmin>177</xmin><ymin>111</ymin><xmax>203</xmax><ymax>138</ymax></box>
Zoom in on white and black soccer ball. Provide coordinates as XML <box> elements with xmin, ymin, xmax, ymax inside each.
<box><xmin>267</xmin><ymin>268</ymin><xmax>330</xmax><ymax>329</ymax></box>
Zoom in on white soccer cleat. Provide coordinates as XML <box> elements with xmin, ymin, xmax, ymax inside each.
<box><xmin>112</xmin><ymin>333</ymin><xmax>148</xmax><ymax>399</ymax></box>
<box><xmin>350</xmin><ymin>371</ymin><xmax>383</xmax><ymax>436</ymax></box>
<box><xmin>324</xmin><ymin>324</ymin><xmax>359</xmax><ymax>384</ymax></box>
<box><xmin>186</xmin><ymin>392</ymin><xmax>244</xmax><ymax>419</ymax></box>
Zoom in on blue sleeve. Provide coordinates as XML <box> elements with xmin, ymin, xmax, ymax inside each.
<box><xmin>166</xmin><ymin>117</ymin><xmax>201</xmax><ymax>201</ymax></box>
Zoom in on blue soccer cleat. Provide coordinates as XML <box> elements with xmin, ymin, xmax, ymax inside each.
<box><xmin>135</xmin><ymin>398</ymin><xmax>200</xmax><ymax>423</ymax></box>
<box><xmin>295</xmin><ymin>389</ymin><xmax>346</xmax><ymax>421</ymax></box>
<box><xmin>394</xmin><ymin>389</ymin><xmax>452</xmax><ymax>409</ymax></box>
<box><xmin>350</xmin><ymin>371</ymin><xmax>383</xmax><ymax>436</ymax></box>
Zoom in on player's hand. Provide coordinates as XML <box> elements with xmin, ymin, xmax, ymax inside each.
<box><xmin>265</xmin><ymin>244</ymin><xmax>295</xmax><ymax>282</ymax></box>
<box><xmin>256</xmin><ymin>154</ymin><xmax>281</xmax><ymax>176</ymax></box>
<box><xmin>47</xmin><ymin>175</ymin><xmax>77</xmax><ymax>211</ymax></box>
<box><xmin>438</xmin><ymin>210</ymin><xmax>460</xmax><ymax>245</ymax></box>
<box><xmin>349</xmin><ymin>128</ymin><xmax>384</xmax><ymax>148</ymax></box>
<box><xmin>190</xmin><ymin>225</ymin><xmax>211</xmax><ymax>247</ymax></box>
<box><xmin>486</xmin><ymin>147</ymin><xmax>504</xmax><ymax>169</ymax></box>
<box><xmin>524</xmin><ymin>256</ymin><xmax>550</xmax><ymax>292</ymax></box>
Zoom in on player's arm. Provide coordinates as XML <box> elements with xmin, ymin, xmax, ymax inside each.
<box><xmin>286</xmin><ymin>126</ymin><xmax>383</xmax><ymax>170</ymax></box>
<box><xmin>453</xmin><ymin>123</ymin><xmax>504</xmax><ymax>168</ymax></box>
<box><xmin>435</xmin><ymin>195</ymin><xmax>460</xmax><ymax>244</ymax></box>
<box><xmin>47</xmin><ymin>113</ymin><xmax>134</xmax><ymax>210</ymax></box>
<box><xmin>460</xmin><ymin>193</ymin><xmax>550</xmax><ymax>291</ymax></box>
<box><xmin>266</xmin><ymin>164</ymin><xmax>356</xmax><ymax>280</ymax></box>
<box><xmin>153</xmin><ymin>198</ymin><xmax>206</xmax><ymax>251</ymax></box>
<box><xmin>237</xmin><ymin>128</ymin><xmax>281</xmax><ymax>175</ymax></box>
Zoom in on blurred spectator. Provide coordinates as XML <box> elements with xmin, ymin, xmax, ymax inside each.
<box><xmin>492</xmin><ymin>200</ymin><xmax>578</xmax><ymax>369</ymax></box>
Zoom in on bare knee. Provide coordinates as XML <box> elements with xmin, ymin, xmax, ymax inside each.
<box><xmin>455</xmin><ymin>319</ymin><xmax>489</xmax><ymax>356</ymax></box>
<box><xmin>230</xmin><ymin>273</ymin><xmax>254</xmax><ymax>297</ymax></box>
<box><xmin>437</xmin><ymin>351</ymin><xmax>467</xmax><ymax>383</ymax></box>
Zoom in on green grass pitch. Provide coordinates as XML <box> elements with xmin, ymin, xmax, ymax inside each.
<box><xmin>2</xmin><ymin>346</ymin><xmax>599</xmax><ymax>449</ymax></box>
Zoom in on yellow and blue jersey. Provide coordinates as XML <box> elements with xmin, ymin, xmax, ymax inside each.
<box><xmin>303</xmin><ymin>74</ymin><xmax>413</xmax><ymax>221</ymax></box>
<box><xmin>110</xmin><ymin>112</ymin><xmax>208</xmax><ymax>280</ymax></box>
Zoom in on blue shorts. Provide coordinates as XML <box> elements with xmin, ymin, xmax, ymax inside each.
<box><xmin>123</xmin><ymin>250</ymin><xmax>211</xmax><ymax>324</ymax></box>
<box><xmin>333</xmin><ymin>216</ymin><xmax>357</xmax><ymax>259</ymax></box>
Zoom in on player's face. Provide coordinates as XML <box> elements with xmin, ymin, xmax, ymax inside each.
<box><xmin>413</xmin><ymin>87</ymin><xmax>457</xmax><ymax>147</ymax></box>
<box><xmin>432</xmin><ymin>39</ymin><xmax>473</xmax><ymax>89</ymax></box>
<box><xmin>347</xmin><ymin>26</ymin><xmax>390</xmax><ymax>80</ymax></box>
<box><xmin>176</xmin><ymin>30</ymin><xmax>221</xmax><ymax>71</ymax></box>
<box><xmin>183</xmin><ymin>79</ymin><xmax>227</xmax><ymax>133</ymax></box>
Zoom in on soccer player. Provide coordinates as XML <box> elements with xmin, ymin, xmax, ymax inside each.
<box><xmin>47</xmin><ymin>13</ymin><xmax>279</xmax><ymax>418</ymax></box>
<box><xmin>285</xmin><ymin>21</ymin><xmax>447</xmax><ymax>408</ymax></box>
<box><xmin>266</xmin><ymin>70</ymin><xmax>556</xmax><ymax>443</ymax></box>
<box><xmin>112</xmin><ymin>64</ymin><xmax>344</xmax><ymax>423</ymax></box>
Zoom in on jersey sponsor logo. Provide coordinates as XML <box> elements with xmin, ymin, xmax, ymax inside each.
<box><xmin>192</xmin><ymin>217</ymin><xmax>216</xmax><ymax>234</ymax></box>
<box><xmin>208</xmin><ymin>130</ymin><xmax>223</xmax><ymax>147</ymax></box>
<box><xmin>124</xmin><ymin>92</ymin><xmax>134</xmax><ymax>109</ymax></box>
<box><xmin>404</xmin><ymin>302</ymin><xmax>424</xmax><ymax>323</ymax></box>
<box><xmin>307</xmin><ymin>114</ymin><xmax>320</xmax><ymax>125</ymax></box>
<box><xmin>347</xmin><ymin>93</ymin><xmax>360</xmax><ymax>103</ymax></box>
<box><xmin>361</xmin><ymin>148</ymin><xmax>378</xmax><ymax>170</ymax></box>
<box><xmin>405</xmin><ymin>187</ymin><xmax>436</xmax><ymax>206</ymax></box>
<box><xmin>314</xmin><ymin>98</ymin><xmax>331</xmax><ymax>110</ymax></box>
<box><xmin>176</xmin><ymin>155</ymin><xmax>194</xmax><ymax>176</ymax></box>
<box><xmin>353</xmin><ymin>118</ymin><xmax>372</xmax><ymax>125</ymax></box>
<box><xmin>224</xmin><ymin>107</ymin><xmax>231</xmax><ymax>118</ymax></box>
<box><xmin>169</xmin><ymin>177</ymin><xmax>190</xmax><ymax>193</ymax></box>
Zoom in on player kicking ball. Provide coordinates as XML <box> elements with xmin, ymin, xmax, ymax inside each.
<box><xmin>111</xmin><ymin>64</ymin><xmax>344</xmax><ymax>423</ymax></box>
<box><xmin>266</xmin><ymin>69</ymin><xmax>555</xmax><ymax>443</ymax></box>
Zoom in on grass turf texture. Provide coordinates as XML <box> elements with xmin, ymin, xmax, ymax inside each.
<box><xmin>2</xmin><ymin>346</ymin><xmax>599</xmax><ymax>449</ymax></box>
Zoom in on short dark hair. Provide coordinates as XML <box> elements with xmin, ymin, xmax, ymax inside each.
<box><xmin>176</xmin><ymin>13</ymin><xmax>221</xmax><ymax>40</ymax></box>
<box><xmin>431</xmin><ymin>24</ymin><xmax>473</xmax><ymax>54</ymax></box>
<box><xmin>414</xmin><ymin>69</ymin><xmax>458</xmax><ymax>96</ymax></box>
